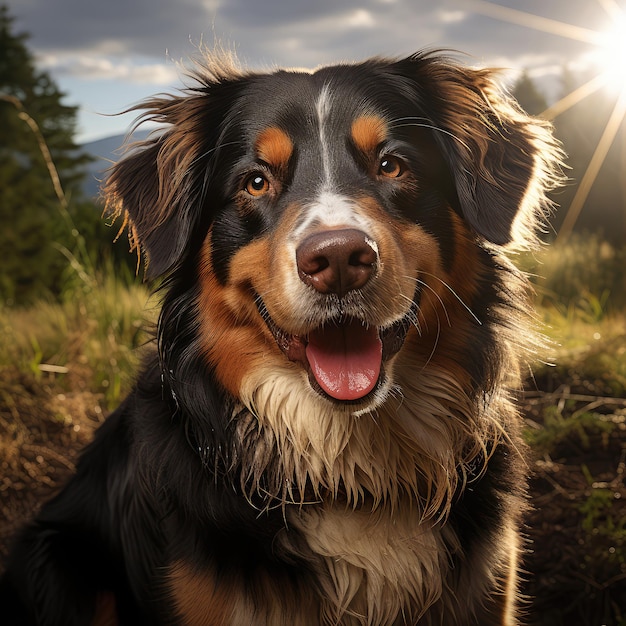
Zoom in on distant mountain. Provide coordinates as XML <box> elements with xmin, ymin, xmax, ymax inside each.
<box><xmin>80</xmin><ymin>129</ymin><xmax>151</xmax><ymax>198</ymax></box>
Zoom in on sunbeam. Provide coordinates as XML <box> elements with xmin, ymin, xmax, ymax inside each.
<box><xmin>593</xmin><ymin>12</ymin><xmax>626</xmax><ymax>90</ymax></box>
<box><xmin>540</xmin><ymin>74</ymin><xmax>607</xmax><ymax>120</ymax></box>
<box><xmin>557</xmin><ymin>87</ymin><xmax>626</xmax><ymax>242</ymax></box>
<box><xmin>596</xmin><ymin>0</ymin><xmax>625</xmax><ymax>20</ymax></box>
<box><xmin>465</xmin><ymin>0</ymin><xmax>626</xmax><ymax>241</ymax></box>
<box><xmin>464</xmin><ymin>0</ymin><xmax>604</xmax><ymax>44</ymax></box>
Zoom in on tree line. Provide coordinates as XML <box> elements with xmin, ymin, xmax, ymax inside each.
<box><xmin>1</xmin><ymin>4</ymin><xmax>624</xmax><ymax>305</ymax></box>
<box><xmin>0</xmin><ymin>5</ymin><xmax>134</xmax><ymax>305</ymax></box>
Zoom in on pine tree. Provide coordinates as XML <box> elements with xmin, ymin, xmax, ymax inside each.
<box><xmin>512</xmin><ymin>71</ymin><xmax>547</xmax><ymax>116</ymax></box>
<box><xmin>0</xmin><ymin>4</ymin><xmax>92</xmax><ymax>303</ymax></box>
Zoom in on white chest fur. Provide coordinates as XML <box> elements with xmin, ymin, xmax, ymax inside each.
<box><xmin>284</xmin><ymin>503</ymin><xmax>455</xmax><ymax>626</ymax></box>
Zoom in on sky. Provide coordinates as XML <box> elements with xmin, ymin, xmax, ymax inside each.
<box><xmin>6</xmin><ymin>0</ymin><xmax>624</xmax><ymax>143</ymax></box>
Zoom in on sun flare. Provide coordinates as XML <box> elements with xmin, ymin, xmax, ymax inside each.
<box><xmin>595</xmin><ymin>13</ymin><xmax>626</xmax><ymax>88</ymax></box>
<box><xmin>466</xmin><ymin>0</ymin><xmax>626</xmax><ymax>242</ymax></box>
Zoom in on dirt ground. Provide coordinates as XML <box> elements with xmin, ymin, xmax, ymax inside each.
<box><xmin>521</xmin><ymin>369</ymin><xmax>626</xmax><ymax>626</ymax></box>
<box><xmin>1</xmin><ymin>366</ymin><xmax>625</xmax><ymax>625</ymax></box>
<box><xmin>0</xmin><ymin>369</ymin><xmax>104</xmax><ymax>553</ymax></box>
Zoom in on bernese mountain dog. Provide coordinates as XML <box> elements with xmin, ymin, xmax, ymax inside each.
<box><xmin>0</xmin><ymin>50</ymin><xmax>562</xmax><ymax>625</ymax></box>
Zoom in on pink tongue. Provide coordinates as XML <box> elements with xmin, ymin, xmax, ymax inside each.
<box><xmin>305</xmin><ymin>319</ymin><xmax>382</xmax><ymax>401</ymax></box>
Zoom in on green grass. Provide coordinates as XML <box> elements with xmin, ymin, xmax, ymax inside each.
<box><xmin>0</xmin><ymin>266</ymin><xmax>153</xmax><ymax>409</ymax></box>
<box><xmin>522</xmin><ymin>233</ymin><xmax>626</xmax><ymax>315</ymax></box>
<box><xmin>521</xmin><ymin>234</ymin><xmax>626</xmax><ymax>397</ymax></box>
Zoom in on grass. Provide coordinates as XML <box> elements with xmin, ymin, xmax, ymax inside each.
<box><xmin>0</xmin><ymin>263</ymin><xmax>154</xmax><ymax>409</ymax></box>
<box><xmin>522</xmin><ymin>233</ymin><xmax>626</xmax><ymax>315</ymax></box>
<box><xmin>0</xmin><ymin>253</ymin><xmax>154</xmax><ymax>555</ymax></box>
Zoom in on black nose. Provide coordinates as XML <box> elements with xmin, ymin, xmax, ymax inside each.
<box><xmin>295</xmin><ymin>228</ymin><xmax>378</xmax><ymax>296</ymax></box>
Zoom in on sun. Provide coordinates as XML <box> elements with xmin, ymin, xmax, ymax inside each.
<box><xmin>594</xmin><ymin>12</ymin><xmax>626</xmax><ymax>89</ymax></box>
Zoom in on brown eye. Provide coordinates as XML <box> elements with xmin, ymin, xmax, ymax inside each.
<box><xmin>378</xmin><ymin>156</ymin><xmax>404</xmax><ymax>178</ymax></box>
<box><xmin>245</xmin><ymin>173</ymin><xmax>270</xmax><ymax>197</ymax></box>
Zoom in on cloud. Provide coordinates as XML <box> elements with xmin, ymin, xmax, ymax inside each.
<box><xmin>37</xmin><ymin>53</ymin><xmax>180</xmax><ymax>85</ymax></box>
<box><xmin>218</xmin><ymin>0</ymin><xmax>368</xmax><ymax>29</ymax></box>
<box><xmin>10</xmin><ymin>0</ymin><xmax>454</xmax><ymax>65</ymax></box>
<box><xmin>9</xmin><ymin>0</ymin><xmax>608</xmax><ymax>85</ymax></box>
<box><xmin>219</xmin><ymin>2</ymin><xmax>451</xmax><ymax>69</ymax></box>
<box><xmin>344</xmin><ymin>9</ymin><xmax>376</xmax><ymax>29</ymax></box>
<box><xmin>438</xmin><ymin>10</ymin><xmax>467</xmax><ymax>24</ymax></box>
<box><xmin>10</xmin><ymin>0</ymin><xmax>212</xmax><ymax>58</ymax></box>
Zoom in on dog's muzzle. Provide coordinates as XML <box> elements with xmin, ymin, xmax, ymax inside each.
<box><xmin>257</xmin><ymin>228</ymin><xmax>418</xmax><ymax>402</ymax></box>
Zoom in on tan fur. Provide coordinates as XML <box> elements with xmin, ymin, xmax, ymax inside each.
<box><xmin>255</xmin><ymin>126</ymin><xmax>294</xmax><ymax>172</ymax></box>
<box><xmin>196</xmin><ymin>230</ymin><xmax>276</xmax><ymax>396</ymax></box>
<box><xmin>168</xmin><ymin>561</ymin><xmax>319</xmax><ymax>626</ymax></box>
<box><xmin>350</xmin><ymin>116</ymin><xmax>388</xmax><ymax>156</ymax></box>
<box><xmin>169</xmin><ymin>562</ymin><xmax>235</xmax><ymax>626</ymax></box>
<box><xmin>236</xmin><ymin>346</ymin><xmax>501</xmax><ymax>509</ymax></box>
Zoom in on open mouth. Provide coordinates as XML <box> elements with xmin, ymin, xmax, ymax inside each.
<box><xmin>257</xmin><ymin>299</ymin><xmax>417</xmax><ymax>403</ymax></box>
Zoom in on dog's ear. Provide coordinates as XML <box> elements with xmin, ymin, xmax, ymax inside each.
<box><xmin>104</xmin><ymin>68</ymin><xmax>241</xmax><ymax>278</ymax></box>
<box><xmin>396</xmin><ymin>54</ymin><xmax>563</xmax><ymax>247</ymax></box>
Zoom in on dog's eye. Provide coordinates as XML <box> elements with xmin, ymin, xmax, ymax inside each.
<box><xmin>245</xmin><ymin>173</ymin><xmax>270</xmax><ymax>197</ymax></box>
<box><xmin>378</xmin><ymin>156</ymin><xmax>404</xmax><ymax>178</ymax></box>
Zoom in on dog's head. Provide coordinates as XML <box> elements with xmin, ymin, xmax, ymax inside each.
<box><xmin>106</xmin><ymin>51</ymin><xmax>560</xmax><ymax>416</ymax></box>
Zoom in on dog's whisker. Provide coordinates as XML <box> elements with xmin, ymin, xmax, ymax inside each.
<box><xmin>190</xmin><ymin>139</ymin><xmax>244</xmax><ymax>168</ymax></box>
<box><xmin>388</xmin><ymin>116</ymin><xmax>470</xmax><ymax>151</ymax></box>
<box><xmin>421</xmin><ymin>306</ymin><xmax>442</xmax><ymax>371</ymax></box>
<box><xmin>421</xmin><ymin>271</ymin><xmax>482</xmax><ymax>326</ymax></box>
<box><xmin>402</xmin><ymin>271</ymin><xmax>481</xmax><ymax>327</ymax></box>
<box><xmin>405</xmin><ymin>276</ymin><xmax>452</xmax><ymax>329</ymax></box>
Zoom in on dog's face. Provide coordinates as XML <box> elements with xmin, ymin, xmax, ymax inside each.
<box><xmin>106</xmin><ymin>53</ymin><xmax>558</xmax><ymax>416</ymax></box>
<box><xmin>203</xmin><ymin>67</ymin><xmax>456</xmax><ymax>411</ymax></box>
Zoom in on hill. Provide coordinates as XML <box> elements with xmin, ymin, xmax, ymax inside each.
<box><xmin>81</xmin><ymin>129</ymin><xmax>151</xmax><ymax>197</ymax></box>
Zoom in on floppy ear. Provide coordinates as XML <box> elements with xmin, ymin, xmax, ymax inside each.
<box><xmin>105</xmin><ymin>134</ymin><xmax>170</xmax><ymax>277</ymax></box>
<box><xmin>397</xmin><ymin>54</ymin><xmax>563</xmax><ymax>247</ymax></box>
<box><xmin>104</xmin><ymin>65</ymin><xmax>242</xmax><ymax>278</ymax></box>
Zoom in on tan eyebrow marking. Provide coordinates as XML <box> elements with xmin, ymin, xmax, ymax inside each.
<box><xmin>351</xmin><ymin>115</ymin><xmax>388</xmax><ymax>155</ymax></box>
<box><xmin>255</xmin><ymin>126</ymin><xmax>294</xmax><ymax>170</ymax></box>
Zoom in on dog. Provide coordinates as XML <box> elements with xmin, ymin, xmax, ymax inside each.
<box><xmin>0</xmin><ymin>50</ymin><xmax>561</xmax><ymax>625</ymax></box>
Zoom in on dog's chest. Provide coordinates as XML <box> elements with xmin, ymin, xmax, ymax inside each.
<box><xmin>168</xmin><ymin>504</ymin><xmax>451</xmax><ymax>626</ymax></box>
<box><xmin>282</xmin><ymin>503</ymin><xmax>450</xmax><ymax>625</ymax></box>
